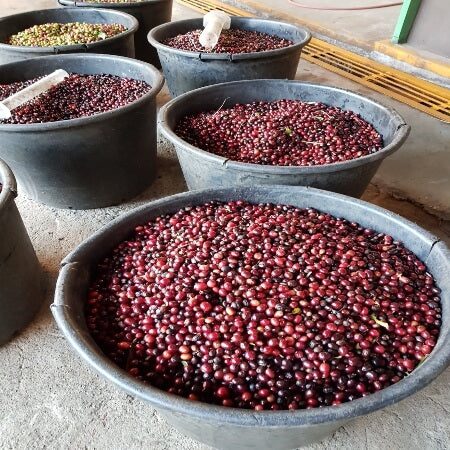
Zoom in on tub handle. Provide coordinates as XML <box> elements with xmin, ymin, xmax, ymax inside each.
<box><xmin>199</xmin><ymin>52</ymin><xmax>233</xmax><ymax>62</ymax></box>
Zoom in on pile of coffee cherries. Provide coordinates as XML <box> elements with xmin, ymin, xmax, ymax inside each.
<box><xmin>163</xmin><ymin>29</ymin><xmax>293</xmax><ymax>54</ymax></box>
<box><xmin>86</xmin><ymin>200</ymin><xmax>441</xmax><ymax>411</ymax></box>
<box><xmin>0</xmin><ymin>74</ymin><xmax>151</xmax><ymax>124</ymax></box>
<box><xmin>7</xmin><ymin>22</ymin><xmax>126</xmax><ymax>47</ymax></box>
<box><xmin>175</xmin><ymin>99</ymin><xmax>384</xmax><ymax>166</ymax></box>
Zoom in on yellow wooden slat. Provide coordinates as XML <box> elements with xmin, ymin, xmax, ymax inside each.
<box><xmin>176</xmin><ymin>0</ymin><xmax>252</xmax><ymax>16</ymax></box>
<box><xmin>308</xmin><ymin>38</ymin><xmax>449</xmax><ymax>102</ymax></box>
<box><xmin>304</xmin><ymin>47</ymin><xmax>448</xmax><ymax>105</ymax></box>
<box><xmin>301</xmin><ymin>49</ymin><xmax>450</xmax><ymax>119</ymax></box>
<box><xmin>304</xmin><ymin>47</ymin><xmax>380</xmax><ymax>77</ymax></box>
<box><xmin>305</xmin><ymin>52</ymin><xmax>379</xmax><ymax>78</ymax></box>
<box><xmin>382</xmin><ymin>75</ymin><xmax>448</xmax><ymax>103</ymax></box>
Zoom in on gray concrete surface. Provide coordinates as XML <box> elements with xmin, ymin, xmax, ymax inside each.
<box><xmin>0</xmin><ymin>1</ymin><xmax>449</xmax><ymax>450</ymax></box>
<box><xmin>225</xmin><ymin>0</ymin><xmax>450</xmax><ymax>82</ymax></box>
<box><xmin>407</xmin><ymin>0</ymin><xmax>449</xmax><ymax>59</ymax></box>
<box><xmin>223</xmin><ymin>0</ymin><xmax>402</xmax><ymax>50</ymax></box>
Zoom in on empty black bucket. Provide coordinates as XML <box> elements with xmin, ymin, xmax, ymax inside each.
<box><xmin>0</xmin><ymin>158</ymin><xmax>42</xmax><ymax>345</ymax></box>
<box><xmin>148</xmin><ymin>17</ymin><xmax>311</xmax><ymax>97</ymax></box>
<box><xmin>59</xmin><ymin>0</ymin><xmax>173</xmax><ymax>67</ymax></box>
<box><xmin>0</xmin><ymin>7</ymin><xmax>138</xmax><ymax>64</ymax></box>
<box><xmin>0</xmin><ymin>53</ymin><xmax>164</xmax><ymax>209</ymax></box>
<box><xmin>159</xmin><ymin>79</ymin><xmax>410</xmax><ymax>197</ymax></box>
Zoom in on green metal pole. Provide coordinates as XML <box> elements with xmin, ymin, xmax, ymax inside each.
<box><xmin>392</xmin><ymin>0</ymin><xmax>422</xmax><ymax>44</ymax></box>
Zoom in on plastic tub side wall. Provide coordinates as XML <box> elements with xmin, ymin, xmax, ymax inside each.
<box><xmin>0</xmin><ymin>108</ymin><xmax>157</xmax><ymax>209</ymax></box>
<box><xmin>159</xmin><ymin>80</ymin><xmax>409</xmax><ymax>197</ymax></box>
<box><xmin>158</xmin><ymin>409</ymin><xmax>348</xmax><ymax>450</ymax></box>
<box><xmin>175</xmin><ymin>147</ymin><xmax>382</xmax><ymax>197</ymax></box>
<box><xmin>157</xmin><ymin>49</ymin><xmax>302</xmax><ymax>97</ymax></box>
<box><xmin>0</xmin><ymin>159</ymin><xmax>41</xmax><ymax>344</ymax></box>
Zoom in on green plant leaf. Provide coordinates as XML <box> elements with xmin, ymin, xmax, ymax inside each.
<box><xmin>370</xmin><ymin>314</ymin><xmax>389</xmax><ymax>329</ymax></box>
<box><xmin>417</xmin><ymin>355</ymin><xmax>428</xmax><ymax>367</ymax></box>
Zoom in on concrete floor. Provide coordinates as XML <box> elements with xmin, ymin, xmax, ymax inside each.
<box><xmin>0</xmin><ymin>1</ymin><xmax>449</xmax><ymax>450</ymax></box>
<box><xmin>226</xmin><ymin>0</ymin><xmax>450</xmax><ymax>84</ymax></box>
<box><xmin>224</xmin><ymin>0</ymin><xmax>402</xmax><ymax>50</ymax></box>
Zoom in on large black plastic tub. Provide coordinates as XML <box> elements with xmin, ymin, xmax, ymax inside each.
<box><xmin>52</xmin><ymin>186</ymin><xmax>450</xmax><ymax>449</ymax></box>
<box><xmin>0</xmin><ymin>54</ymin><xmax>164</xmax><ymax>209</ymax></box>
<box><xmin>159</xmin><ymin>80</ymin><xmax>410</xmax><ymax>197</ymax></box>
<box><xmin>59</xmin><ymin>0</ymin><xmax>173</xmax><ymax>66</ymax></box>
<box><xmin>0</xmin><ymin>7</ymin><xmax>138</xmax><ymax>65</ymax></box>
<box><xmin>0</xmin><ymin>158</ymin><xmax>41</xmax><ymax>345</ymax></box>
<box><xmin>148</xmin><ymin>17</ymin><xmax>311</xmax><ymax>97</ymax></box>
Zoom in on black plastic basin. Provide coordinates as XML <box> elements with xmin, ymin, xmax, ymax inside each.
<box><xmin>0</xmin><ymin>7</ymin><xmax>138</xmax><ymax>64</ymax></box>
<box><xmin>148</xmin><ymin>17</ymin><xmax>311</xmax><ymax>97</ymax></box>
<box><xmin>0</xmin><ymin>54</ymin><xmax>164</xmax><ymax>209</ymax></box>
<box><xmin>159</xmin><ymin>79</ymin><xmax>410</xmax><ymax>197</ymax></box>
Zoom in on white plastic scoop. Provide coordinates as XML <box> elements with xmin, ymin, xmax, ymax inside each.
<box><xmin>199</xmin><ymin>10</ymin><xmax>231</xmax><ymax>50</ymax></box>
<box><xmin>0</xmin><ymin>69</ymin><xmax>69</xmax><ymax>120</ymax></box>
